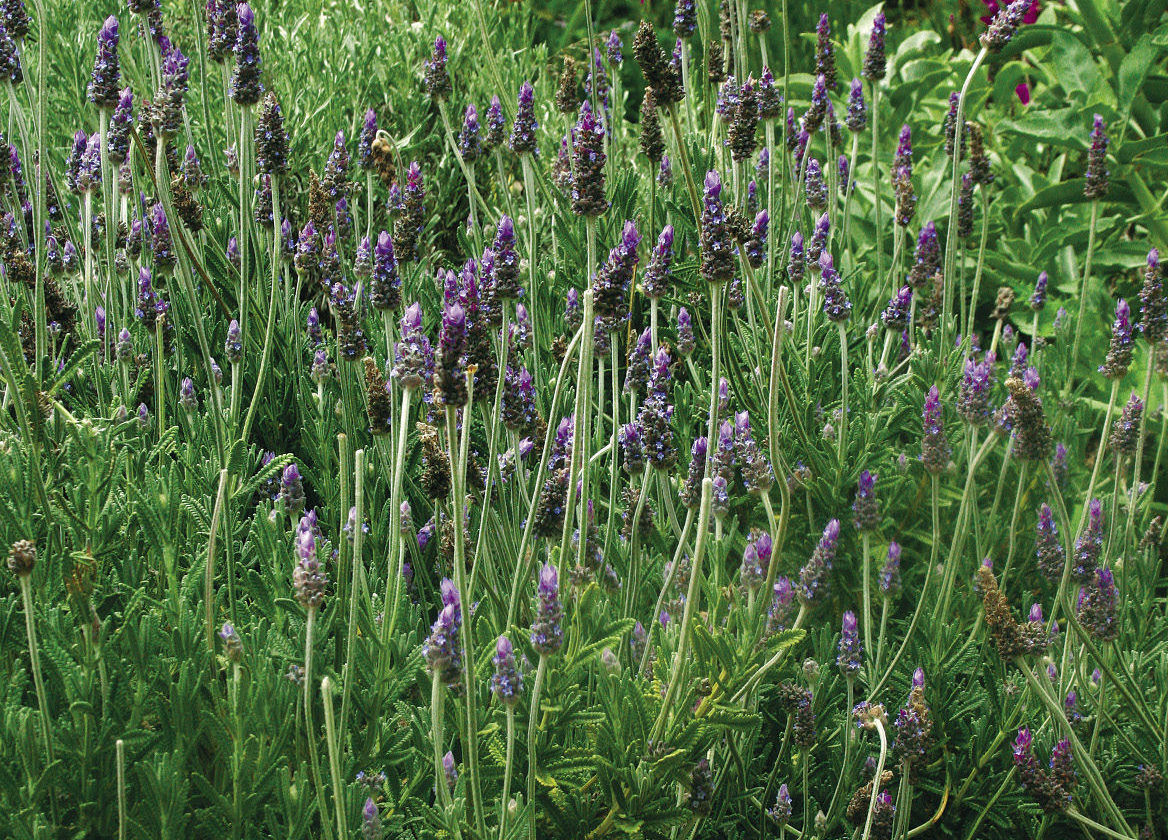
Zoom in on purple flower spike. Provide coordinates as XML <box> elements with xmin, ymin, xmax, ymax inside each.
<box><xmin>492</xmin><ymin>215</ymin><xmax>520</xmax><ymax>298</ymax></box>
<box><xmin>279</xmin><ymin>463</ymin><xmax>305</xmax><ymax>515</ymax></box>
<box><xmin>1083</xmin><ymin>114</ymin><xmax>1110</xmax><ymax>199</ymax></box>
<box><xmin>880</xmin><ymin>542</ymin><xmax>902</xmax><ymax>594</ymax></box>
<box><xmin>788</xmin><ymin>231</ymin><xmax>805</xmax><ymax>284</ymax></box>
<box><xmin>852</xmin><ymin>470</ymin><xmax>880</xmax><ymax>532</ymax></box>
<box><xmin>804</xmin><ymin>158</ymin><xmax>827</xmax><ymax>211</ymax></box>
<box><xmin>1139</xmin><ymin>248</ymin><xmax>1166</xmax><ymax>343</ymax></box>
<box><xmin>458</xmin><ymin>103</ymin><xmax>482</xmax><ymax>162</ymax></box>
<box><xmin>1029</xmin><ymin>271</ymin><xmax>1048</xmax><ymax>312</ymax></box>
<box><xmin>921</xmin><ymin>385</ymin><xmax>950</xmax><ymax>473</ymax></box>
<box><xmin>981</xmin><ymin>0</ymin><xmax>1031</xmax><ymax>53</ymax></box>
<box><xmin>370</xmin><ymin>231</ymin><xmax>400</xmax><ymax>312</ymax></box>
<box><xmin>491</xmin><ymin>635</ymin><xmax>522</xmax><ymax>704</ymax></box>
<box><xmin>435</xmin><ymin>301</ymin><xmax>468</xmax><ymax>407</ymax></box>
<box><xmin>673</xmin><ymin>0</ymin><xmax>696</xmax><ymax>38</ymax></box>
<box><xmin>643</xmin><ymin>224</ymin><xmax>675</xmax><ymax>300</ymax></box>
<box><xmin>768</xmin><ymin>784</ymin><xmax>793</xmax><ymax>825</ymax></box>
<box><xmin>424</xmin><ymin>578</ymin><xmax>463</xmax><ymax>684</ymax></box>
<box><xmin>846</xmin><ymin>78</ymin><xmax>866</xmax><ymax>132</ymax></box>
<box><xmin>531</xmin><ymin>563</ymin><xmax>563</xmax><ymax>655</ymax></box>
<box><xmin>358</xmin><ymin>108</ymin><xmax>377</xmax><ymax>170</ymax></box>
<box><xmin>700</xmin><ymin>170</ymin><xmax>734</xmax><ymax>283</ymax></box>
<box><xmin>361</xmin><ymin>798</ymin><xmax>380</xmax><ymax>839</ymax></box>
<box><xmin>571</xmin><ymin>101</ymin><xmax>608</xmax><ymax>217</ymax></box>
<box><xmin>606</xmin><ymin>29</ymin><xmax>622</xmax><ymax>65</ymax></box>
<box><xmin>88</xmin><ymin>16</ymin><xmax>121</xmax><ymax>108</ymax></box>
<box><xmin>837</xmin><ymin>611</ymin><xmax>862</xmax><ymax>675</ymax></box>
<box><xmin>423</xmin><ymin>35</ymin><xmax>451</xmax><ymax>99</ymax></box>
<box><xmin>797</xmin><ymin>519</ymin><xmax>839</xmax><ymax>605</ymax></box>
<box><xmin>1035</xmin><ymin>503</ymin><xmax>1064</xmax><ymax>584</ymax></box>
<box><xmin>231</xmin><ymin>3</ymin><xmax>262</xmax><ymax>105</ymax></box>
<box><xmin>819</xmin><ymin>253</ymin><xmax>851</xmax><ymax>322</ymax></box>
<box><xmin>677</xmin><ymin>307</ymin><xmax>694</xmax><ymax>356</ymax></box>
<box><xmin>509</xmin><ymin>81</ymin><xmax>538</xmax><ymax>154</ymax></box>
<box><xmin>958</xmin><ymin>356</ymin><xmax>995</xmax><ymax>426</ymax></box>
<box><xmin>863</xmin><ymin>13</ymin><xmax>886</xmax><ymax>82</ymax></box>
<box><xmin>1100</xmin><ymin>298</ymin><xmax>1134</xmax><ymax>379</ymax></box>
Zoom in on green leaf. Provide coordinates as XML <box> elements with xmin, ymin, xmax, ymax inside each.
<box><xmin>1051</xmin><ymin>30</ymin><xmax>1101</xmax><ymax>99</ymax></box>
<box><xmin>998</xmin><ymin>108</ymin><xmax>1089</xmax><ymax>150</ymax></box>
<box><xmin>1118</xmin><ymin>33</ymin><xmax>1157</xmax><ymax>109</ymax></box>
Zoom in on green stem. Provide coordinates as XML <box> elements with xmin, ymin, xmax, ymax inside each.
<box><xmin>498</xmin><ymin>706</ymin><xmax>516</xmax><ymax>840</ymax></box>
<box><xmin>321</xmin><ymin>677</ymin><xmax>348</xmax><ymax>840</ymax></box>
<box><xmin>304</xmin><ymin>608</ymin><xmax>337</xmax><ymax>840</ymax></box>
<box><xmin>1065</xmin><ymin>201</ymin><xmax>1100</xmax><ymax>397</ymax></box>
<box><xmin>446</xmin><ymin>401</ymin><xmax>486</xmax><ymax>838</ymax></box>
<box><xmin>339</xmin><ymin>448</ymin><xmax>365</xmax><ymax>739</ymax></box>
<box><xmin>527</xmin><ymin>655</ymin><xmax>548</xmax><ymax>837</ymax></box>
<box><xmin>19</xmin><ymin>575</ymin><xmax>53</xmax><ymax>764</ymax></box>
<box><xmin>941</xmin><ymin>48</ymin><xmax>988</xmax><ymax>347</ymax></box>
<box><xmin>651</xmin><ymin>477</ymin><xmax>713</xmax><ymax>742</ymax></box>
<box><xmin>860</xmin><ymin>721</ymin><xmax>888</xmax><ymax>840</ymax></box>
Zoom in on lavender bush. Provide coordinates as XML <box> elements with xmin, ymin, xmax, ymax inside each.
<box><xmin>0</xmin><ymin>0</ymin><xmax>1165</xmax><ymax>838</ymax></box>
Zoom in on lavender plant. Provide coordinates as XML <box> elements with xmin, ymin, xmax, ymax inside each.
<box><xmin>0</xmin><ymin>1</ymin><xmax>1165</xmax><ymax>839</ymax></box>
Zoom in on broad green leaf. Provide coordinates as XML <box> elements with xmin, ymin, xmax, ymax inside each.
<box><xmin>1051</xmin><ymin>30</ymin><xmax>1101</xmax><ymax>99</ymax></box>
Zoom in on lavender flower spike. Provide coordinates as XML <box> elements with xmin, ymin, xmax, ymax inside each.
<box><xmin>423</xmin><ymin>35</ymin><xmax>451</xmax><ymax>99</ymax></box>
<box><xmin>424</xmin><ymin>579</ymin><xmax>463</xmax><ymax>684</ymax></box>
<box><xmin>863</xmin><ymin>12</ymin><xmax>886</xmax><ymax>82</ymax></box>
<box><xmin>88</xmin><ymin>16</ymin><xmax>121</xmax><ymax>108</ymax></box>
<box><xmin>231</xmin><ymin>3</ymin><xmax>262</xmax><ymax>106</ymax></box>
<box><xmin>837</xmin><ymin>610</ymin><xmax>862</xmax><ymax>676</ymax></box>
<box><xmin>491</xmin><ymin>635</ymin><xmax>522</xmax><ymax>703</ymax></box>
<box><xmin>531</xmin><ymin>563</ymin><xmax>564</xmax><ymax>656</ymax></box>
<box><xmin>852</xmin><ymin>470</ymin><xmax>880</xmax><ymax>532</ymax></box>
<box><xmin>818</xmin><ymin>252</ymin><xmax>851</xmax><ymax>322</ymax></box>
<box><xmin>1083</xmin><ymin>114</ymin><xmax>1109</xmax><ymax>200</ymax></box>
<box><xmin>571</xmin><ymin>101</ymin><xmax>607</xmax><ymax>217</ymax></box>
<box><xmin>642</xmin><ymin>224</ymin><xmax>675</xmax><ymax>299</ymax></box>
<box><xmin>509</xmin><ymin>81</ymin><xmax>538</xmax><ymax>154</ymax></box>
<box><xmin>921</xmin><ymin>385</ymin><xmax>950</xmax><ymax>473</ymax></box>
<box><xmin>1100</xmin><ymin>299</ymin><xmax>1133</xmax><ymax>379</ymax></box>
<box><xmin>699</xmin><ymin>170</ymin><xmax>734</xmax><ymax>284</ymax></box>
<box><xmin>797</xmin><ymin>518</ymin><xmax>839</xmax><ymax>605</ymax></box>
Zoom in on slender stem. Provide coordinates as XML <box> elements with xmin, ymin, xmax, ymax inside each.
<box><xmin>667</xmin><ymin>106</ymin><xmax>701</xmax><ymax>222</ymax></box>
<box><xmin>837</xmin><ymin>322</ymin><xmax>849</xmax><ymax>466</ymax></box>
<box><xmin>431</xmin><ymin>672</ymin><xmax>451</xmax><ymax>809</ymax></box>
<box><xmin>241</xmin><ymin>175</ymin><xmax>281</xmax><ymax>442</ymax></box>
<box><xmin>204</xmin><ymin>468</ymin><xmax>230</xmax><ymax>653</ymax></box>
<box><xmin>872</xmin><ymin>476</ymin><xmax>942</xmax><ymax>698</ymax></box>
<box><xmin>651</xmin><ymin>477</ymin><xmax>713</xmax><ymax>742</ymax></box>
<box><xmin>304</xmin><ymin>608</ymin><xmax>336</xmax><ymax>840</ymax></box>
<box><xmin>116</xmin><ymin>738</ymin><xmax>126</xmax><ymax>840</ymax></box>
<box><xmin>1122</xmin><ymin>355</ymin><xmax>1156</xmax><ymax>554</ymax></box>
<box><xmin>871</xmin><ymin>85</ymin><xmax>883</xmax><ymax>293</ymax></box>
<box><xmin>527</xmin><ymin>655</ymin><xmax>548</xmax><ymax>837</ymax></box>
<box><xmin>498</xmin><ymin>707</ymin><xmax>516</xmax><ymax>840</ymax></box>
<box><xmin>237</xmin><ymin>106</ymin><xmax>252</xmax><ymax>358</ymax></box>
<box><xmin>321</xmin><ymin>677</ymin><xmax>348</xmax><ymax>840</ymax></box>
<box><xmin>446</xmin><ymin>402</ymin><xmax>486</xmax><ymax>838</ymax></box>
<box><xmin>941</xmin><ymin>48</ymin><xmax>988</xmax><ymax>347</ymax></box>
<box><xmin>19</xmin><ymin>575</ymin><xmax>53</xmax><ymax>764</ymax></box>
<box><xmin>860</xmin><ymin>721</ymin><xmax>888</xmax><ymax>840</ymax></box>
<box><xmin>383</xmin><ymin>390</ymin><xmax>413</xmax><ymax>650</ymax></box>
<box><xmin>1066</xmin><ymin>200</ymin><xmax>1100</xmax><ymax>397</ymax></box>
<box><xmin>339</xmin><ymin>448</ymin><xmax>365</xmax><ymax>739</ymax></box>
<box><xmin>861</xmin><ymin>532</ymin><xmax>873</xmax><ymax>679</ymax></box>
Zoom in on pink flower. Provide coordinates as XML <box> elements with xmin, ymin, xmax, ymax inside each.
<box><xmin>980</xmin><ymin>0</ymin><xmax>1039</xmax><ymax>25</ymax></box>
